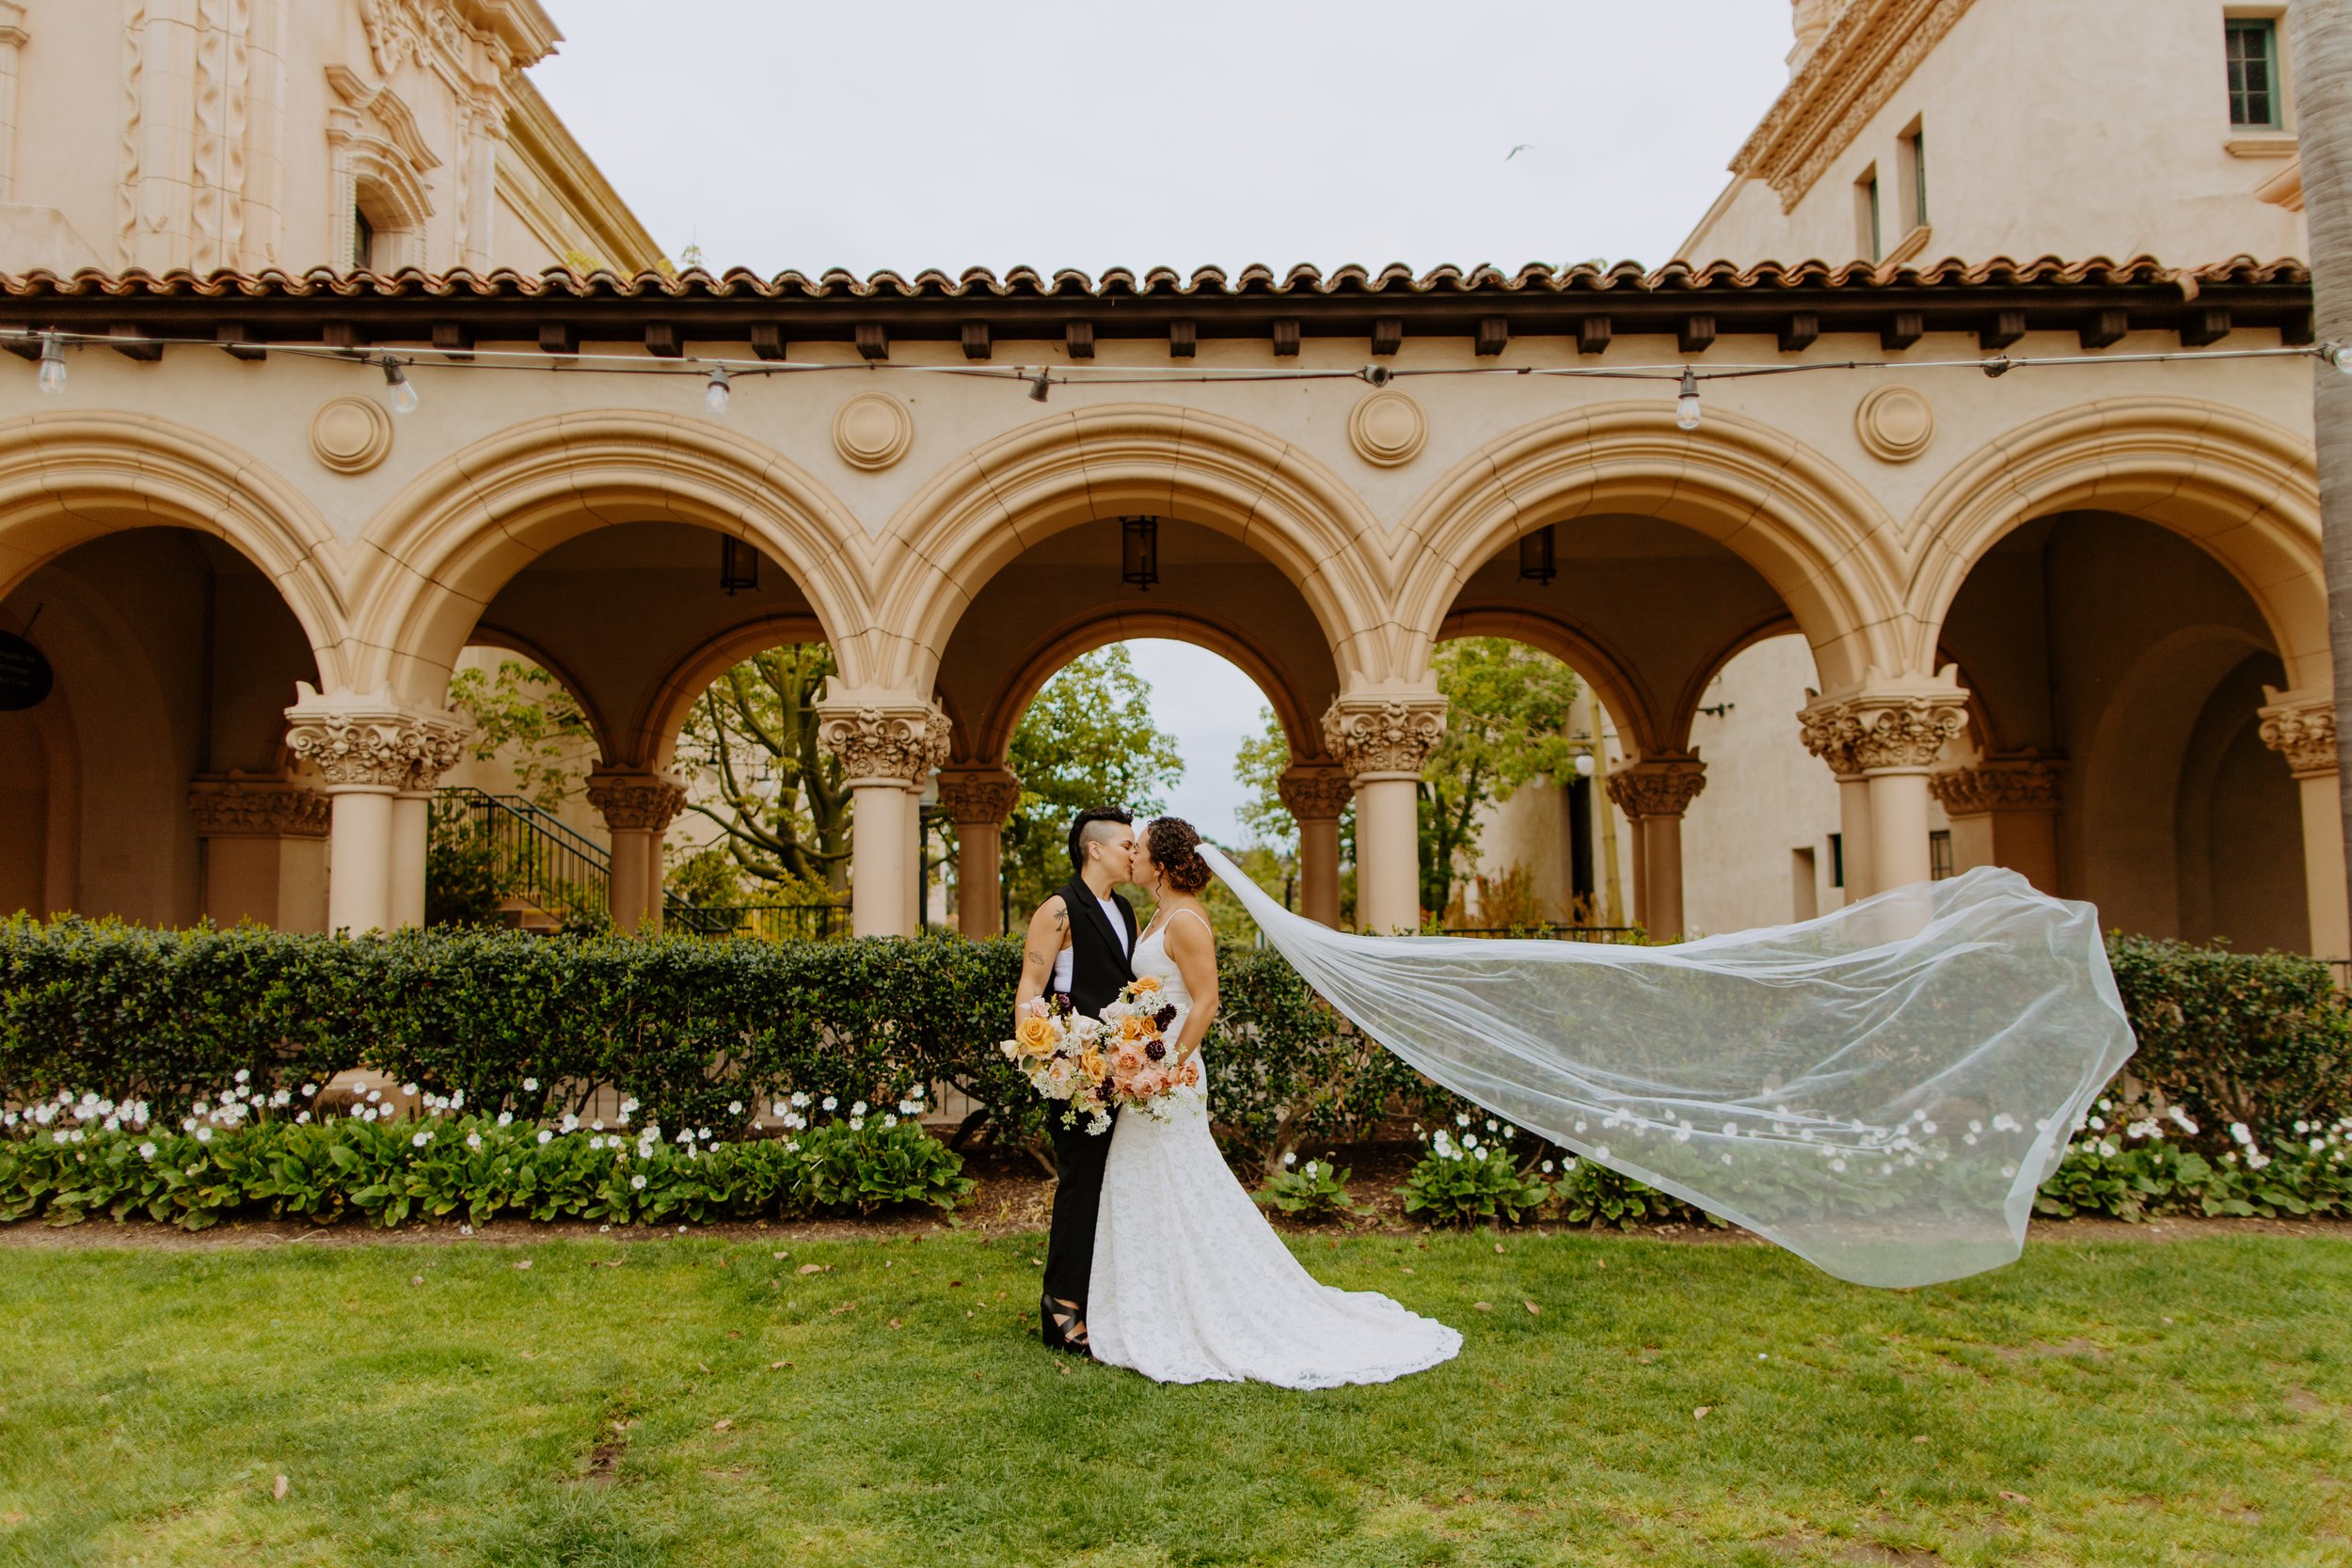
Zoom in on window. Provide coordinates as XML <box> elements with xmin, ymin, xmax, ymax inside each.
<box><xmin>1899</xmin><ymin>123</ymin><xmax>1928</xmax><ymax>230</ymax></box>
<box><xmin>1854</xmin><ymin>167</ymin><xmax>1882</xmax><ymax>261</ymax></box>
<box><xmin>1930</xmin><ymin>830</ymin><xmax>1954</xmax><ymax>880</ymax></box>
<box><xmin>1791</xmin><ymin>847</ymin><xmax>1820</xmax><ymax>922</ymax></box>
<box><xmin>2228</xmin><ymin>17</ymin><xmax>2282</xmax><ymax>129</ymax></box>
<box><xmin>351</xmin><ymin>208</ymin><xmax>375</xmax><ymax>271</ymax></box>
<box><xmin>1828</xmin><ymin>832</ymin><xmax>1846</xmax><ymax>889</ymax></box>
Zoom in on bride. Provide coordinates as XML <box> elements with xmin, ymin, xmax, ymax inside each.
<box><xmin>1086</xmin><ymin>816</ymin><xmax>1462</xmax><ymax>1387</ymax></box>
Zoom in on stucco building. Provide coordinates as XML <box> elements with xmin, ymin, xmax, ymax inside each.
<box><xmin>0</xmin><ymin>0</ymin><xmax>2341</xmax><ymax>964</ymax></box>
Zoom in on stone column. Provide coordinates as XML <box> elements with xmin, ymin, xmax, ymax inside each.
<box><xmin>587</xmin><ymin>770</ymin><xmax>690</xmax><ymax>934</ymax></box>
<box><xmin>937</xmin><ymin>767</ymin><xmax>1022</xmax><ymax>939</ymax></box>
<box><xmin>1800</xmin><ymin>674</ymin><xmax>1970</xmax><ymax>895</ymax></box>
<box><xmin>2260</xmin><ymin>689</ymin><xmax>2352</xmax><ymax>960</ymax></box>
<box><xmin>0</xmin><ymin>5</ymin><xmax>27</xmax><ymax>203</ymax></box>
<box><xmin>284</xmin><ymin>686</ymin><xmax>469</xmax><ymax>935</ymax></box>
<box><xmin>1604</xmin><ymin>756</ymin><xmax>1707</xmax><ymax>941</ymax></box>
<box><xmin>1323</xmin><ymin>694</ymin><xmax>1447</xmax><ymax>933</ymax></box>
<box><xmin>816</xmin><ymin>697</ymin><xmax>952</xmax><ymax>938</ymax></box>
<box><xmin>1277</xmin><ymin>764</ymin><xmax>1352</xmax><ymax>927</ymax></box>
<box><xmin>1929</xmin><ymin>752</ymin><xmax>2064</xmax><ymax>892</ymax></box>
<box><xmin>186</xmin><ymin>775</ymin><xmax>332</xmax><ymax>932</ymax></box>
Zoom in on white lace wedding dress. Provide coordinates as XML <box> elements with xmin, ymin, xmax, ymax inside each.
<box><xmin>1088</xmin><ymin>910</ymin><xmax>1464</xmax><ymax>1387</ymax></box>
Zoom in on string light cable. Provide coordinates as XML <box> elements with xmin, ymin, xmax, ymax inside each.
<box><xmin>7</xmin><ymin>325</ymin><xmax>2346</xmax><ymax>419</ymax></box>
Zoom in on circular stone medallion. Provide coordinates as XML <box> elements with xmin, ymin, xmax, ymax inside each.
<box><xmin>1854</xmin><ymin>385</ymin><xmax>1936</xmax><ymax>463</ymax></box>
<box><xmin>1347</xmin><ymin>388</ymin><xmax>1428</xmax><ymax>467</ymax></box>
<box><xmin>832</xmin><ymin>392</ymin><xmax>914</xmax><ymax>470</ymax></box>
<box><xmin>309</xmin><ymin>395</ymin><xmax>393</xmax><ymax>474</ymax></box>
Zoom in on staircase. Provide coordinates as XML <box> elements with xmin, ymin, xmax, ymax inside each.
<box><xmin>431</xmin><ymin>787</ymin><xmax>839</xmax><ymax>938</ymax></box>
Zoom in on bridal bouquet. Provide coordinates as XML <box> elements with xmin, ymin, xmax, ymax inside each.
<box><xmin>1097</xmin><ymin>975</ymin><xmax>1201</xmax><ymax>1124</ymax></box>
<box><xmin>1000</xmin><ymin>997</ymin><xmax>1115</xmax><ymax>1134</ymax></box>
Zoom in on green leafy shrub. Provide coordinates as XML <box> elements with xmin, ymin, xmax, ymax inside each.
<box><xmin>1554</xmin><ymin>1155</ymin><xmax>1712</xmax><ymax>1230</ymax></box>
<box><xmin>1255</xmin><ymin>1155</ymin><xmax>1365</xmax><ymax>1221</ymax></box>
<box><xmin>2105</xmin><ymin>936</ymin><xmax>2352</xmax><ymax>1131</ymax></box>
<box><xmin>1399</xmin><ymin>1121</ymin><xmax>1553</xmax><ymax>1226</ymax></box>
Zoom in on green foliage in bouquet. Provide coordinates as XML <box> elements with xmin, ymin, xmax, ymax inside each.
<box><xmin>1254</xmin><ymin>1155</ymin><xmax>1365</xmax><ymax>1221</ymax></box>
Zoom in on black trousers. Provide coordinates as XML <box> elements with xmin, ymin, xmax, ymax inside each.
<box><xmin>1041</xmin><ymin>1111</ymin><xmax>1117</xmax><ymax>1337</ymax></box>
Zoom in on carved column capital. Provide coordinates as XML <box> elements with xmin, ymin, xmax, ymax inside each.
<box><xmin>814</xmin><ymin>697</ymin><xmax>952</xmax><ymax>787</ymax></box>
<box><xmin>586</xmin><ymin>770</ymin><xmax>689</xmax><ymax>832</ymax></box>
<box><xmin>1277</xmin><ymin>764</ymin><xmax>1354</xmax><ymax>822</ymax></box>
<box><xmin>2260</xmin><ymin>688</ymin><xmax>2340</xmax><ymax>780</ymax></box>
<box><xmin>1930</xmin><ymin>752</ymin><xmax>2065</xmax><ymax>816</ymax></box>
<box><xmin>1322</xmin><ymin>693</ymin><xmax>1448</xmax><ymax>781</ymax></box>
<box><xmin>1798</xmin><ymin>674</ymin><xmax>1970</xmax><ymax>777</ymax></box>
<box><xmin>1603</xmin><ymin>754</ymin><xmax>1708</xmax><ymax>819</ymax></box>
<box><xmin>936</xmin><ymin>767</ymin><xmax>1023</xmax><ymax>826</ymax></box>
<box><xmin>283</xmin><ymin>685</ymin><xmax>470</xmax><ymax>793</ymax></box>
<box><xmin>186</xmin><ymin>775</ymin><xmax>333</xmax><ymax>839</ymax></box>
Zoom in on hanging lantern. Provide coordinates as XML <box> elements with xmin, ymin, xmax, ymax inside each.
<box><xmin>1518</xmin><ymin>523</ymin><xmax>1557</xmax><ymax>586</ymax></box>
<box><xmin>1121</xmin><ymin>515</ymin><xmax>1159</xmax><ymax>593</ymax></box>
<box><xmin>720</xmin><ymin>535</ymin><xmax>760</xmax><ymax>595</ymax></box>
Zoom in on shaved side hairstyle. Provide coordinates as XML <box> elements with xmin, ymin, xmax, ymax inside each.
<box><xmin>1067</xmin><ymin>806</ymin><xmax>1135</xmax><ymax>877</ymax></box>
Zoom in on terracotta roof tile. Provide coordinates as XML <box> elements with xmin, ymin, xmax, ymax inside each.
<box><xmin>0</xmin><ymin>256</ymin><xmax>2310</xmax><ymax>302</ymax></box>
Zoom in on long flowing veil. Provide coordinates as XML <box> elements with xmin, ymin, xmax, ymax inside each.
<box><xmin>1198</xmin><ymin>846</ymin><xmax>2135</xmax><ymax>1288</ymax></box>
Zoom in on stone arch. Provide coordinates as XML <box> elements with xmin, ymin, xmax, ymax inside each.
<box><xmin>634</xmin><ymin>611</ymin><xmax>831</xmax><ymax>772</ymax></box>
<box><xmin>1395</xmin><ymin>402</ymin><xmax>1906</xmax><ymax>694</ymax></box>
<box><xmin>968</xmin><ymin>606</ymin><xmax>1324</xmax><ymax>769</ymax></box>
<box><xmin>460</xmin><ymin>623</ymin><xmax>620</xmax><ymax>767</ymax></box>
<box><xmin>0</xmin><ymin>411</ymin><xmax>346</xmax><ymax>683</ymax></box>
<box><xmin>873</xmin><ymin>404</ymin><xmax>1391</xmax><ymax>691</ymax></box>
<box><xmin>349</xmin><ymin>411</ymin><xmax>876</xmax><ymax>707</ymax></box>
<box><xmin>1905</xmin><ymin>397</ymin><xmax>2326</xmax><ymax>689</ymax></box>
<box><xmin>1436</xmin><ymin>603</ymin><xmax>1667</xmax><ymax>760</ymax></box>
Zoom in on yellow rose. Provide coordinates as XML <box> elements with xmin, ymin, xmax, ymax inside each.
<box><xmin>1014</xmin><ymin>1014</ymin><xmax>1058</xmax><ymax>1057</ymax></box>
<box><xmin>1080</xmin><ymin>1046</ymin><xmax>1107</xmax><ymax>1083</ymax></box>
<box><xmin>1118</xmin><ymin>1014</ymin><xmax>1151</xmax><ymax>1042</ymax></box>
<box><xmin>1129</xmin><ymin>975</ymin><xmax>1163</xmax><ymax>996</ymax></box>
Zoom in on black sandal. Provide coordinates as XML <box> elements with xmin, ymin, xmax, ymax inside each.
<box><xmin>1041</xmin><ymin>1294</ymin><xmax>1090</xmax><ymax>1354</ymax></box>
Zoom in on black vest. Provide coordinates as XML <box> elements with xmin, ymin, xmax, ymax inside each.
<box><xmin>1057</xmin><ymin>876</ymin><xmax>1137</xmax><ymax>1018</ymax></box>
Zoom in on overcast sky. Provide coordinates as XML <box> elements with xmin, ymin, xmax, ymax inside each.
<box><xmin>534</xmin><ymin>1</ymin><xmax>1797</xmax><ymax>842</ymax></box>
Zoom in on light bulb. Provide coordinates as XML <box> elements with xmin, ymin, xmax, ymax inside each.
<box><xmin>1028</xmin><ymin>371</ymin><xmax>1051</xmax><ymax>403</ymax></box>
<box><xmin>35</xmin><ymin>334</ymin><xmax>66</xmax><ymax>395</ymax></box>
<box><xmin>382</xmin><ymin>357</ymin><xmax>417</xmax><ymax>415</ymax></box>
<box><xmin>1573</xmin><ymin>752</ymin><xmax>1596</xmax><ymax>779</ymax></box>
<box><xmin>2330</xmin><ymin>341</ymin><xmax>2352</xmax><ymax>376</ymax></box>
<box><xmin>703</xmin><ymin>365</ymin><xmax>731</xmax><ymax>416</ymax></box>
<box><xmin>1675</xmin><ymin>370</ymin><xmax>1702</xmax><ymax>432</ymax></box>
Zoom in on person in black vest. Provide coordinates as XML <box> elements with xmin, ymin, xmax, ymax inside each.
<box><xmin>1013</xmin><ymin>805</ymin><xmax>1139</xmax><ymax>1354</ymax></box>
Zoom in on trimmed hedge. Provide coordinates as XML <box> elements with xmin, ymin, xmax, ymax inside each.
<box><xmin>5</xmin><ymin>917</ymin><xmax>2348</xmax><ymax>1170</ymax></box>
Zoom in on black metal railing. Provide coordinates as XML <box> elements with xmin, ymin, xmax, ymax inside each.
<box><xmin>1442</xmin><ymin>924</ymin><xmax>1644</xmax><ymax>942</ymax></box>
<box><xmin>434</xmin><ymin>786</ymin><xmax>850</xmax><ymax>941</ymax></box>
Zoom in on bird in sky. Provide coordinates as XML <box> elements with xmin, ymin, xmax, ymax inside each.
<box><xmin>1505</xmin><ymin>143</ymin><xmax>1534</xmax><ymax>160</ymax></box>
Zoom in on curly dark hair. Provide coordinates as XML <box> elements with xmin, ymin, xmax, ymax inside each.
<box><xmin>1143</xmin><ymin>816</ymin><xmax>1213</xmax><ymax>894</ymax></box>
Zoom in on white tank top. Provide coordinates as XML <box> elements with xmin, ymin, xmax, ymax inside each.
<box><xmin>1052</xmin><ymin>894</ymin><xmax>1127</xmax><ymax>990</ymax></box>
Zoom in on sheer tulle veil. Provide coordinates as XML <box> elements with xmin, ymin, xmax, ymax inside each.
<box><xmin>1197</xmin><ymin>846</ymin><xmax>2136</xmax><ymax>1288</ymax></box>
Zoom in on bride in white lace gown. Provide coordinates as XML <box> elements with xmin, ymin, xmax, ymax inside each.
<box><xmin>1087</xmin><ymin>817</ymin><xmax>1463</xmax><ymax>1387</ymax></box>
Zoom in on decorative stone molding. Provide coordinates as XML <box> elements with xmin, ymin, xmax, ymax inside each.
<box><xmin>1732</xmin><ymin>0</ymin><xmax>1976</xmax><ymax>211</ymax></box>
<box><xmin>1603</xmin><ymin>755</ymin><xmax>1708</xmax><ymax>819</ymax></box>
<box><xmin>832</xmin><ymin>392</ymin><xmax>914</xmax><ymax>470</ymax></box>
<box><xmin>815</xmin><ymin>700</ymin><xmax>952</xmax><ymax>786</ymax></box>
<box><xmin>1799</xmin><ymin>673</ymin><xmax>1970</xmax><ymax>776</ymax></box>
<box><xmin>585</xmin><ymin>770</ymin><xmax>689</xmax><ymax>832</ymax></box>
<box><xmin>1323</xmin><ymin>695</ymin><xmax>1449</xmax><ymax>781</ymax></box>
<box><xmin>936</xmin><ymin>768</ymin><xmax>1023</xmax><ymax>825</ymax></box>
<box><xmin>2260</xmin><ymin>688</ymin><xmax>2340</xmax><ymax>779</ymax></box>
<box><xmin>1854</xmin><ymin>384</ymin><xmax>1934</xmax><ymax>463</ymax></box>
<box><xmin>283</xmin><ymin>684</ymin><xmax>469</xmax><ymax>792</ymax></box>
<box><xmin>186</xmin><ymin>776</ymin><xmax>332</xmax><ymax>839</ymax></box>
<box><xmin>1346</xmin><ymin>389</ymin><xmax>1428</xmax><ymax>467</ymax></box>
<box><xmin>1929</xmin><ymin>753</ymin><xmax>2063</xmax><ymax>816</ymax></box>
<box><xmin>310</xmin><ymin>395</ymin><xmax>394</xmax><ymax>474</ymax></box>
<box><xmin>1278</xmin><ymin>764</ymin><xmax>1355</xmax><ymax>821</ymax></box>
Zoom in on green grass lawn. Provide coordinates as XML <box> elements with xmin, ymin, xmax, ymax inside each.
<box><xmin>1</xmin><ymin>1227</ymin><xmax>2345</xmax><ymax>1567</ymax></box>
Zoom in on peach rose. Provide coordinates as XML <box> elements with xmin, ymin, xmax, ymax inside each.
<box><xmin>1118</xmin><ymin>1014</ymin><xmax>1152</xmax><ymax>1042</ymax></box>
<box><xmin>1179</xmin><ymin>1059</ymin><xmax>1200</xmax><ymax>1087</ymax></box>
<box><xmin>1014</xmin><ymin>1014</ymin><xmax>1058</xmax><ymax>1057</ymax></box>
<box><xmin>1129</xmin><ymin>975</ymin><xmax>1163</xmax><ymax>996</ymax></box>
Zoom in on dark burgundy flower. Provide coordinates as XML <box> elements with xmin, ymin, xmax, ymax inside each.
<box><xmin>1153</xmin><ymin>1004</ymin><xmax>1178</xmax><ymax>1031</ymax></box>
<box><xmin>1145</xmin><ymin>1040</ymin><xmax>1166</xmax><ymax>1062</ymax></box>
